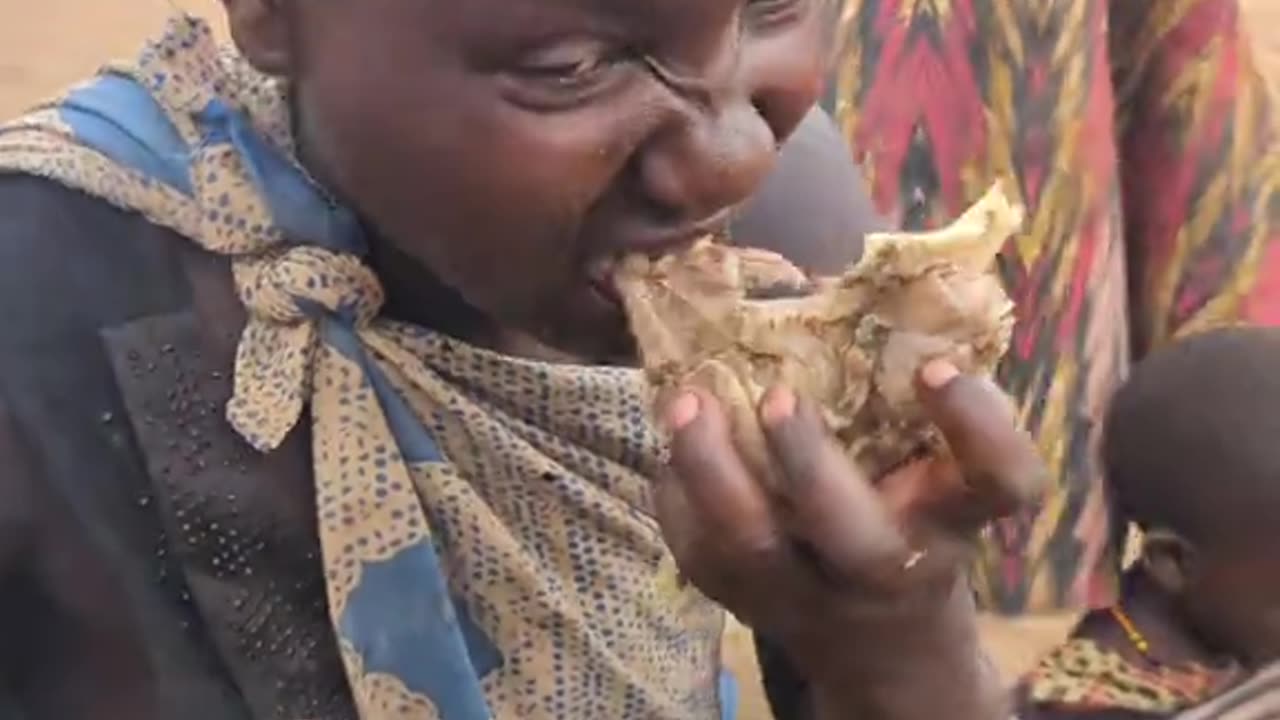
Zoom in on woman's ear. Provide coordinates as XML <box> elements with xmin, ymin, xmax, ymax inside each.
<box><xmin>1141</xmin><ymin>528</ymin><xmax>1198</xmax><ymax>596</ymax></box>
<box><xmin>221</xmin><ymin>0</ymin><xmax>295</xmax><ymax>76</ymax></box>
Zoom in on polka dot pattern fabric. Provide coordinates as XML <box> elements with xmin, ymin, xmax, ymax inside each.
<box><xmin>0</xmin><ymin>14</ymin><xmax>732</xmax><ymax>720</ymax></box>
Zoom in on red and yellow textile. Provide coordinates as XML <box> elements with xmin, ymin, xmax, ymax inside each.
<box><xmin>825</xmin><ymin>0</ymin><xmax>1280</xmax><ymax>612</ymax></box>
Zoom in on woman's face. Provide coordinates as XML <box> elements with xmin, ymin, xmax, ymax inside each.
<box><xmin>277</xmin><ymin>0</ymin><xmax>829</xmax><ymax>360</ymax></box>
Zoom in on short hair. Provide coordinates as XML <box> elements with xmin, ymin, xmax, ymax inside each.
<box><xmin>1103</xmin><ymin>326</ymin><xmax>1280</xmax><ymax>544</ymax></box>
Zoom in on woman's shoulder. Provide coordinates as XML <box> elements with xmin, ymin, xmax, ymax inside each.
<box><xmin>0</xmin><ymin>172</ymin><xmax>192</xmax><ymax>588</ymax></box>
<box><xmin>0</xmin><ymin>175</ymin><xmax>254</xmax><ymax>718</ymax></box>
<box><xmin>0</xmin><ymin>174</ymin><xmax>194</xmax><ymax>345</ymax></box>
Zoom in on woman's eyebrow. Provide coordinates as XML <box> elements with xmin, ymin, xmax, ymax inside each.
<box><xmin>499</xmin><ymin>0</ymin><xmax>727</xmax><ymax>37</ymax></box>
<box><xmin>458</xmin><ymin>0</ymin><xmax>653</xmax><ymax>46</ymax></box>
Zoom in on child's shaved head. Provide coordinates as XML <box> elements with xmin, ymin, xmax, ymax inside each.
<box><xmin>1104</xmin><ymin>326</ymin><xmax>1280</xmax><ymax>666</ymax></box>
<box><xmin>1104</xmin><ymin>326</ymin><xmax>1280</xmax><ymax>543</ymax></box>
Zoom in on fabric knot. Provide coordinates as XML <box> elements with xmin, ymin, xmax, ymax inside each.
<box><xmin>225</xmin><ymin>246</ymin><xmax>383</xmax><ymax>451</ymax></box>
<box><xmin>236</xmin><ymin>245</ymin><xmax>385</xmax><ymax>326</ymax></box>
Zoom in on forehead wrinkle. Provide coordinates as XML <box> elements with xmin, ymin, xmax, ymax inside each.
<box><xmin>450</xmin><ymin>0</ymin><xmax>740</xmax><ymax>45</ymax></box>
<box><xmin>451</xmin><ymin>0</ymin><xmax>653</xmax><ymax>39</ymax></box>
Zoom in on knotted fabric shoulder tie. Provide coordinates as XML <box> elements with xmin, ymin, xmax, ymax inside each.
<box><xmin>229</xmin><ymin>246</ymin><xmax>385</xmax><ymax>450</ymax></box>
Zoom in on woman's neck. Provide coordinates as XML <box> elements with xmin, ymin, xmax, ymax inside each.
<box><xmin>367</xmin><ymin>234</ymin><xmax>597</xmax><ymax>363</ymax></box>
<box><xmin>363</xmin><ymin>235</ymin><xmax>488</xmax><ymax>337</ymax></box>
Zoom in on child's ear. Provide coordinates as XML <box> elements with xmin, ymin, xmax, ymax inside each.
<box><xmin>1141</xmin><ymin>528</ymin><xmax>1198</xmax><ymax>595</ymax></box>
<box><xmin>221</xmin><ymin>0</ymin><xmax>295</xmax><ymax>76</ymax></box>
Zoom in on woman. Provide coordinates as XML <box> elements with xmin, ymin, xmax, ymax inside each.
<box><xmin>0</xmin><ymin>2</ymin><xmax>1038</xmax><ymax>719</ymax></box>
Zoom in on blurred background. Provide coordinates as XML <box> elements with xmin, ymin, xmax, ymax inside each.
<box><xmin>0</xmin><ymin>0</ymin><xmax>225</xmax><ymax>119</ymax></box>
<box><xmin>2</xmin><ymin>0</ymin><xmax>1279</xmax><ymax>119</ymax></box>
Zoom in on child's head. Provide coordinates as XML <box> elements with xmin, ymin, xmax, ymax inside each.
<box><xmin>1104</xmin><ymin>326</ymin><xmax>1280</xmax><ymax>666</ymax></box>
<box><xmin>222</xmin><ymin>0</ymin><xmax>835</xmax><ymax>360</ymax></box>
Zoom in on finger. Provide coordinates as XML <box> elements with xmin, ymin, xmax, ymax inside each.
<box><xmin>915</xmin><ymin>360</ymin><xmax>1045</xmax><ymax>532</ymax></box>
<box><xmin>876</xmin><ymin>458</ymin><xmax>937</xmax><ymax>520</ymax></box>
<box><xmin>862</xmin><ymin>460</ymin><xmax>981</xmax><ymax>582</ymax></box>
<box><xmin>653</xmin><ymin>463</ymin><xmax>700</xmax><ymax>576</ymax></box>
<box><xmin>655</xmin><ymin>461</ymin><xmax>815</xmax><ymax>633</ymax></box>
<box><xmin>661</xmin><ymin>387</ymin><xmax>786</xmax><ymax>563</ymax></box>
<box><xmin>760</xmin><ymin>385</ymin><xmax>912</xmax><ymax>583</ymax></box>
<box><xmin>878</xmin><ymin>455</ymin><xmax>979</xmax><ymax>531</ymax></box>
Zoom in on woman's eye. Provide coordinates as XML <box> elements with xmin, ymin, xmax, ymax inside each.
<box><xmin>515</xmin><ymin>42</ymin><xmax>620</xmax><ymax>90</ymax></box>
<box><xmin>504</xmin><ymin>40</ymin><xmax>634</xmax><ymax>111</ymax></box>
<box><xmin>744</xmin><ymin>0</ymin><xmax>807</xmax><ymax>27</ymax></box>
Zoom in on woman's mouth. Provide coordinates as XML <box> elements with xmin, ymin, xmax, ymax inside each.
<box><xmin>585</xmin><ymin>260</ymin><xmax>623</xmax><ymax>307</ymax></box>
<box><xmin>606</xmin><ymin>211</ymin><xmax>734</xmax><ymax>259</ymax></box>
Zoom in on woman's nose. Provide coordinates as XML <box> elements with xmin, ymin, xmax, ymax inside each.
<box><xmin>634</xmin><ymin>93</ymin><xmax>779</xmax><ymax>224</ymax></box>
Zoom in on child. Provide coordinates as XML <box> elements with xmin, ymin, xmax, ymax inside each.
<box><xmin>1018</xmin><ymin>326</ymin><xmax>1280</xmax><ymax>719</ymax></box>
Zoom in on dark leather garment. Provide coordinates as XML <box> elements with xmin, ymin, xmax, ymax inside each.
<box><xmin>0</xmin><ymin>176</ymin><xmax>354</xmax><ymax>720</ymax></box>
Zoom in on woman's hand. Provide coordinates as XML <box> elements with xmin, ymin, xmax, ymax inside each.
<box><xmin>655</xmin><ymin>360</ymin><xmax>1044</xmax><ymax>720</ymax></box>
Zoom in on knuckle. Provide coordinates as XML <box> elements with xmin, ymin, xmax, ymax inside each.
<box><xmin>962</xmin><ymin>437</ymin><xmax>1045</xmax><ymax>516</ymax></box>
<box><xmin>729</xmin><ymin>530</ymin><xmax>789</xmax><ymax>567</ymax></box>
<box><xmin>1009</xmin><ymin>467</ymin><xmax>1048</xmax><ymax>509</ymax></box>
<box><xmin>993</xmin><ymin>453</ymin><xmax>1048</xmax><ymax>511</ymax></box>
<box><xmin>818</xmin><ymin>534</ymin><xmax>912</xmax><ymax>590</ymax></box>
<box><xmin>674</xmin><ymin>529</ymin><xmax>788</xmax><ymax>599</ymax></box>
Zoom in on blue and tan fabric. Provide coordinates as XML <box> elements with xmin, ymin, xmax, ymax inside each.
<box><xmin>0</xmin><ymin>15</ymin><xmax>737</xmax><ymax>720</ymax></box>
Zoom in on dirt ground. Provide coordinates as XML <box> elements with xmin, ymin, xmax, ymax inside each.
<box><xmin>2</xmin><ymin>1</ymin><xmax>1278</xmax><ymax>718</ymax></box>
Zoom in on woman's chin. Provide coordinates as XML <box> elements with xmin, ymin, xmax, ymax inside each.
<box><xmin>487</xmin><ymin>296</ymin><xmax>637</xmax><ymax>367</ymax></box>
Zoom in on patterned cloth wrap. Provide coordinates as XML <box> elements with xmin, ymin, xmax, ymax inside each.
<box><xmin>0</xmin><ymin>15</ymin><xmax>740</xmax><ymax>720</ymax></box>
<box><xmin>1022</xmin><ymin>637</ymin><xmax>1235</xmax><ymax>717</ymax></box>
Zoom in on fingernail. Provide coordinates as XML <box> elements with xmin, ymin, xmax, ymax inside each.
<box><xmin>920</xmin><ymin>359</ymin><xmax>960</xmax><ymax>389</ymax></box>
<box><xmin>662</xmin><ymin>391</ymin><xmax>701</xmax><ymax>432</ymax></box>
<box><xmin>760</xmin><ymin>386</ymin><xmax>797</xmax><ymax>426</ymax></box>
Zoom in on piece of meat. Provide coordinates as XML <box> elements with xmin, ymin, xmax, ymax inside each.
<box><xmin>616</xmin><ymin>183</ymin><xmax>1023</xmax><ymax>488</ymax></box>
